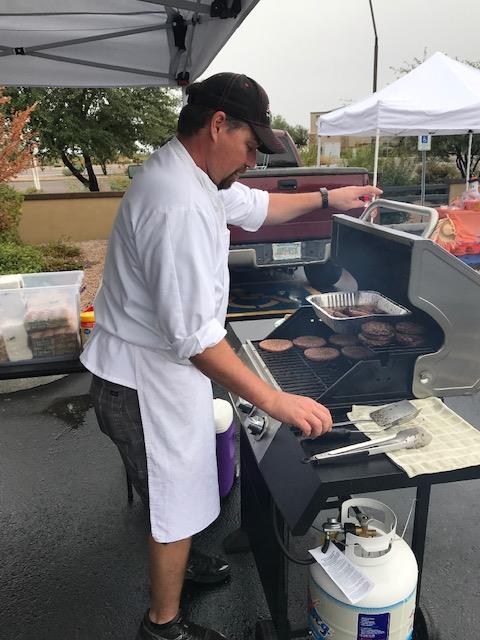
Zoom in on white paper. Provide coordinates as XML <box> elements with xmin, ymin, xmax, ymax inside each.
<box><xmin>309</xmin><ymin>543</ymin><xmax>374</xmax><ymax>604</ymax></box>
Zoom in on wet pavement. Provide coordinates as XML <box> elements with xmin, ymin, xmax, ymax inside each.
<box><xmin>1</xmin><ymin>369</ymin><xmax>480</xmax><ymax>639</ymax></box>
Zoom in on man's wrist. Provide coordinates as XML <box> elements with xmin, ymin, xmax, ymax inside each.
<box><xmin>319</xmin><ymin>187</ymin><xmax>329</xmax><ymax>209</ymax></box>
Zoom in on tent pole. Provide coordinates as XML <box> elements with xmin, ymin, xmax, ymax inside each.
<box><xmin>466</xmin><ymin>130</ymin><xmax>473</xmax><ymax>187</ymax></box>
<box><xmin>372</xmin><ymin>128</ymin><xmax>380</xmax><ymax>189</ymax></box>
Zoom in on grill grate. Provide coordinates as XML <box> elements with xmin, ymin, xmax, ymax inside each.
<box><xmin>251</xmin><ymin>305</ymin><xmax>443</xmax><ymax>404</ymax></box>
<box><xmin>252</xmin><ymin>342</ymin><xmax>351</xmax><ymax>399</ymax></box>
<box><xmin>252</xmin><ymin>339</ymin><xmax>437</xmax><ymax>402</ymax></box>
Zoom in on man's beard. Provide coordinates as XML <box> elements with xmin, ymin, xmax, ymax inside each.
<box><xmin>217</xmin><ymin>169</ymin><xmax>244</xmax><ymax>190</ymax></box>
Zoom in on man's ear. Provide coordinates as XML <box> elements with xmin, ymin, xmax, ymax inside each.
<box><xmin>210</xmin><ymin>111</ymin><xmax>228</xmax><ymax>142</ymax></box>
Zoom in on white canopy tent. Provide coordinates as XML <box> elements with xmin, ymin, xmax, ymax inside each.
<box><xmin>318</xmin><ymin>52</ymin><xmax>480</xmax><ymax>190</ymax></box>
<box><xmin>0</xmin><ymin>1</ymin><xmax>259</xmax><ymax>87</ymax></box>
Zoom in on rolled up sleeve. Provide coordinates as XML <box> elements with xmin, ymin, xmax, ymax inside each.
<box><xmin>170</xmin><ymin>317</ymin><xmax>226</xmax><ymax>360</ymax></box>
<box><xmin>136</xmin><ymin>206</ymin><xmax>226</xmax><ymax>360</ymax></box>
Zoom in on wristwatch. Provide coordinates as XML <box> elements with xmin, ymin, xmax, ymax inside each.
<box><xmin>319</xmin><ymin>187</ymin><xmax>329</xmax><ymax>209</ymax></box>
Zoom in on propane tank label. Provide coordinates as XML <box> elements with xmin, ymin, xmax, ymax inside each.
<box><xmin>357</xmin><ymin>612</ymin><xmax>389</xmax><ymax>639</ymax></box>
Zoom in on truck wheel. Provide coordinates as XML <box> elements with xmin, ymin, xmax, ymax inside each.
<box><xmin>304</xmin><ymin>261</ymin><xmax>342</xmax><ymax>291</ymax></box>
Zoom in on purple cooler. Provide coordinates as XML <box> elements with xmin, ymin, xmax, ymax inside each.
<box><xmin>213</xmin><ymin>399</ymin><xmax>235</xmax><ymax>498</ymax></box>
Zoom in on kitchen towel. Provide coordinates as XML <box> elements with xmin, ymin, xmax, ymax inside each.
<box><xmin>348</xmin><ymin>397</ymin><xmax>480</xmax><ymax>478</ymax></box>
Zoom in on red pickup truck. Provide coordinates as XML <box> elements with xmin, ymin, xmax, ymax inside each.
<box><xmin>232</xmin><ymin>129</ymin><xmax>369</xmax><ymax>288</ymax></box>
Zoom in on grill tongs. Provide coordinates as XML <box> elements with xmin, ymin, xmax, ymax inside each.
<box><xmin>303</xmin><ymin>427</ymin><xmax>432</xmax><ymax>464</ymax></box>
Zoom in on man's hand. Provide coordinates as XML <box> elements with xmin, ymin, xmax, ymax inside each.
<box><xmin>262</xmin><ymin>390</ymin><xmax>332</xmax><ymax>438</ymax></box>
<box><xmin>328</xmin><ymin>185</ymin><xmax>382</xmax><ymax>211</ymax></box>
<box><xmin>191</xmin><ymin>339</ymin><xmax>332</xmax><ymax>439</ymax></box>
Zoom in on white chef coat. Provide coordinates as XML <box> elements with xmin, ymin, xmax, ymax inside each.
<box><xmin>81</xmin><ymin>137</ymin><xmax>268</xmax><ymax>542</ymax></box>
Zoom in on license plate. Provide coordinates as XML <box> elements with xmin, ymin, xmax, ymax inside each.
<box><xmin>272</xmin><ymin>242</ymin><xmax>302</xmax><ymax>261</ymax></box>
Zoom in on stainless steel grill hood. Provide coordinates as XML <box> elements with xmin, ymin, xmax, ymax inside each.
<box><xmin>331</xmin><ymin>209</ymin><xmax>480</xmax><ymax>398</ymax></box>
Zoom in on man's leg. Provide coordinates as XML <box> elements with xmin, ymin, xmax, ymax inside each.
<box><xmin>148</xmin><ymin>535</ymin><xmax>191</xmax><ymax>624</ymax></box>
<box><xmin>89</xmin><ymin>375</ymin><xmax>229</xmax><ymax>639</ymax></box>
<box><xmin>89</xmin><ymin>375</ymin><xmax>230</xmax><ymax>586</ymax></box>
<box><xmin>137</xmin><ymin>533</ymin><xmax>227</xmax><ymax>639</ymax></box>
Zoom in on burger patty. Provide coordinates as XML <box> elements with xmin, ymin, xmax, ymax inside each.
<box><xmin>396</xmin><ymin>332</ymin><xmax>426</xmax><ymax>347</ymax></box>
<box><xmin>360</xmin><ymin>321</ymin><xmax>395</xmax><ymax>338</ymax></box>
<box><xmin>304</xmin><ymin>346</ymin><xmax>340</xmax><ymax>362</ymax></box>
<box><xmin>358</xmin><ymin>332</ymin><xmax>394</xmax><ymax>347</ymax></box>
<box><xmin>347</xmin><ymin>308</ymin><xmax>370</xmax><ymax>317</ymax></box>
<box><xmin>341</xmin><ymin>345</ymin><xmax>375</xmax><ymax>360</ymax></box>
<box><xmin>292</xmin><ymin>335</ymin><xmax>327</xmax><ymax>349</ymax></box>
<box><xmin>395</xmin><ymin>321</ymin><xmax>426</xmax><ymax>335</ymax></box>
<box><xmin>258</xmin><ymin>339</ymin><xmax>293</xmax><ymax>353</ymax></box>
<box><xmin>329</xmin><ymin>333</ymin><xmax>359</xmax><ymax>347</ymax></box>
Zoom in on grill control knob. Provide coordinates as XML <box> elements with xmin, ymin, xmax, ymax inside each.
<box><xmin>244</xmin><ymin>414</ymin><xmax>267</xmax><ymax>439</ymax></box>
<box><xmin>236</xmin><ymin>397</ymin><xmax>254</xmax><ymax>414</ymax></box>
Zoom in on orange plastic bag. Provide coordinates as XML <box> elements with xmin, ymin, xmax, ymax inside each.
<box><xmin>431</xmin><ymin>209</ymin><xmax>480</xmax><ymax>256</ymax></box>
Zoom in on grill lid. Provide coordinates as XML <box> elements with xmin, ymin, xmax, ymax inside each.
<box><xmin>331</xmin><ymin>211</ymin><xmax>480</xmax><ymax>398</ymax></box>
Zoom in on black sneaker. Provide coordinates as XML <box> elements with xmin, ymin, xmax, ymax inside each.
<box><xmin>184</xmin><ymin>549</ymin><xmax>230</xmax><ymax>585</ymax></box>
<box><xmin>136</xmin><ymin>611</ymin><xmax>228</xmax><ymax>640</ymax></box>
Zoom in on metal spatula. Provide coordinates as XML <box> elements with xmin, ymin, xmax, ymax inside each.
<box><xmin>332</xmin><ymin>399</ymin><xmax>419</xmax><ymax>433</ymax></box>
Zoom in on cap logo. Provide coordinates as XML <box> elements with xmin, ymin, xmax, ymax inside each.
<box><xmin>266</xmin><ymin>105</ymin><xmax>272</xmax><ymax>123</ymax></box>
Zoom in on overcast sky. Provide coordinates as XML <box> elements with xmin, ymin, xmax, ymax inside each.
<box><xmin>202</xmin><ymin>0</ymin><xmax>480</xmax><ymax>129</ymax></box>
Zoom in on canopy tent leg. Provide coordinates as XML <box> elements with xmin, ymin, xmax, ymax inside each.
<box><xmin>316</xmin><ymin>135</ymin><xmax>322</xmax><ymax>167</ymax></box>
<box><xmin>466</xmin><ymin>130</ymin><xmax>473</xmax><ymax>187</ymax></box>
<box><xmin>372</xmin><ymin>128</ymin><xmax>380</xmax><ymax>189</ymax></box>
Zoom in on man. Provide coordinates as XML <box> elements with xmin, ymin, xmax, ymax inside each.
<box><xmin>81</xmin><ymin>72</ymin><xmax>381</xmax><ymax>640</ymax></box>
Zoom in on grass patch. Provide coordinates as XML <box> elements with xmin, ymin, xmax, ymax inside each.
<box><xmin>39</xmin><ymin>241</ymin><xmax>83</xmax><ymax>272</ymax></box>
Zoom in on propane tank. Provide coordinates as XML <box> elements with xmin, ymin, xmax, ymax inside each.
<box><xmin>308</xmin><ymin>498</ymin><xmax>417</xmax><ymax>640</ymax></box>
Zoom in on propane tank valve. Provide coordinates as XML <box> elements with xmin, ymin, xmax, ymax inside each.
<box><xmin>320</xmin><ymin>516</ymin><xmax>377</xmax><ymax>552</ymax></box>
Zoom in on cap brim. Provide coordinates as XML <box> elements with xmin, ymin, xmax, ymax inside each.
<box><xmin>250</xmin><ymin>124</ymin><xmax>285</xmax><ymax>154</ymax></box>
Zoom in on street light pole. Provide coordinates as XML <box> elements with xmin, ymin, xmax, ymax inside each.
<box><xmin>369</xmin><ymin>0</ymin><xmax>378</xmax><ymax>93</ymax></box>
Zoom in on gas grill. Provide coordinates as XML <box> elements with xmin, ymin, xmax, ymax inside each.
<box><xmin>226</xmin><ymin>201</ymin><xmax>480</xmax><ymax>640</ymax></box>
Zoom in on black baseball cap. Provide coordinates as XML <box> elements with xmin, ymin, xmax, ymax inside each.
<box><xmin>186</xmin><ymin>72</ymin><xmax>284</xmax><ymax>154</ymax></box>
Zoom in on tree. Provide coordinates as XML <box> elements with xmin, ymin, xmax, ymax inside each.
<box><xmin>271</xmin><ymin>114</ymin><xmax>309</xmax><ymax>147</ymax></box>
<box><xmin>0</xmin><ymin>88</ymin><xmax>36</xmax><ymax>244</ymax></box>
<box><xmin>0</xmin><ymin>88</ymin><xmax>36</xmax><ymax>183</ymax></box>
<box><xmin>5</xmin><ymin>87</ymin><xmax>181</xmax><ymax>191</ymax></box>
<box><xmin>393</xmin><ymin>54</ymin><xmax>480</xmax><ymax>179</ymax></box>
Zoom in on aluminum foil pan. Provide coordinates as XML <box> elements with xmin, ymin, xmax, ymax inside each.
<box><xmin>306</xmin><ymin>291</ymin><xmax>411</xmax><ymax>333</ymax></box>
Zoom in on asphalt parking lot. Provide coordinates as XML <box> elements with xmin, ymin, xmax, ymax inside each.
<box><xmin>1</xmin><ymin>357</ymin><xmax>480</xmax><ymax>639</ymax></box>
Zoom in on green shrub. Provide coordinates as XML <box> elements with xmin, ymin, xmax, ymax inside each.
<box><xmin>0</xmin><ymin>184</ymin><xmax>24</xmax><ymax>243</ymax></box>
<box><xmin>109</xmin><ymin>175</ymin><xmax>130</xmax><ymax>192</ymax></box>
<box><xmin>415</xmin><ymin>158</ymin><xmax>460</xmax><ymax>183</ymax></box>
<box><xmin>0</xmin><ymin>242</ymin><xmax>47</xmax><ymax>274</ymax></box>
<box><xmin>341</xmin><ymin>144</ymin><xmax>376</xmax><ymax>172</ymax></box>
<box><xmin>342</xmin><ymin>144</ymin><xmax>418</xmax><ymax>186</ymax></box>
<box><xmin>379</xmin><ymin>156</ymin><xmax>418</xmax><ymax>186</ymax></box>
<box><xmin>39</xmin><ymin>240</ymin><xmax>83</xmax><ymax>272</ymax></box>
<box><xmin>24</xmin><ymin>187</ymin><xmax>43</xmax><ymax>195</ymax></box>
<box><xmin>298</xmin><ymin>145</ymin><xmax>318</xmax><ymax>167</ymax></box>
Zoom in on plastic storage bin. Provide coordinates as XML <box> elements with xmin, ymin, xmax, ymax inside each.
<box><xmin>0</xmin><ymin>270</ymin><xmax>84</xmax><ymax>366</ymax></box>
